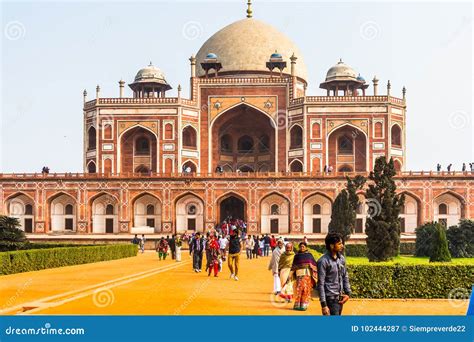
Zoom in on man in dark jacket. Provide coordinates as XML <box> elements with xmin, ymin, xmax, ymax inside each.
<box><xmin>227</xmin><ymin>226</ymin><xmax>241</xmax><ymax>280</ymax></box>
<box><xmin>168</xmin><ymin>235</ymin><xmax>176</xmax><ymax>260</ymax></box>
<box><xmin>190</xmin><ymin>233</ymin><xmax>205</xmax><ymax>272</ymax></box>
<box><xmin>317</xmin><ymin>232</ymin><xmax>351</xmax><ymax>316</ymax></box>
<box><xmin>263</xmin><ymin>234</ymin><xmax>271</xmax><ymax>256</ymax></box>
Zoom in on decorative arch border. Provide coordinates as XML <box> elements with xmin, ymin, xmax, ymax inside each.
<box><xmin>208</xmin><ymin>103</ymin><xmax>279</xmax><ymax>173</ymax></box>
<box><xmin>130</xmin><ymin>192</ymin><xmax>163</xmax><ymax>227</ymax></box>
<box><xmin>259</xmin><ymin>191</ymin><xmax>291</xmax><ymax>234</ymax></box>
<box><xmin>215</xmin><ymin>191</ymin><xmax>248</xmax><ymax>223</ymax></box>
<box><xmin>326</xmin><ymin>123</ymin><xmax>369</xmax><ymax>172</ymax></box>
<box><xmin>117</xmin><ymin>124</ymin><xmax>159</xmax><ymax>173</ymax></box>
<box><xmin>398</xmin><ymin>190</ymin><xmax>423</xmax><ymax>227</ymax></box>
<box><xmin>433</xmin><ymin>190</ymin><xmax>466</xmax><ymax>219</ymax></box>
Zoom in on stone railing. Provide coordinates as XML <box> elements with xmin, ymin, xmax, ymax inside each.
<box><xmin>0</xmin><ymin>171</ymin><xmax>472</xmax><ymax>180</ymax></box>
<box><xmin>289</xmin><ymin>95</ymin><xmax>405</xmax><ymax>106</ymax></box>
<box><xmin>84</xmin><ymin>97</ymin><xmax>198</xmax><ymax>109</ymax></box>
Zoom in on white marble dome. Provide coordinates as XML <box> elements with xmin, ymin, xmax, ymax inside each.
<box><xmin>325</xmin><ymin>59</ymin><xmax>358</xmax><ymax>82</ymax></box>
<box><xmin>134</xmin><ymin>62</ymin><xmax>167</xmax><ymax>84</ymax></box>
<box><xmin>195</xmin><ymin>18</ymin><xmax>308</xmax><ymax>81</ymax></box>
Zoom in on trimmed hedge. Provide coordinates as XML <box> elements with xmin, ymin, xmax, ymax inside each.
<box><xmin>309</xmin><ymin>243</ymin><xmax>416</xmax><ymax>257</ymax></box>
<box><xmin>0</xmin><ymin>244</ymin><xmax>138</xmax><ymax>275</ymax></box>
<box><xmin>349</xmin><ymin>264</ymin><xmax>473</xmax><ymax>298</ymax></box>
<box><xmin>0</xmin><ymin>241</ymin><xmax>94</xmax><ymax>252</ymax></box>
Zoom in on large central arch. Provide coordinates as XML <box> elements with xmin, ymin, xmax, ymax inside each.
<box><xmin>217</xmin><ymin>193</ymin><xmax>247</xmax><ymax>223</ymax></box>
<box><xmin>210</xmin><ymin>104</ymin><xmax>277</xmax><ymax>173</ymax></box>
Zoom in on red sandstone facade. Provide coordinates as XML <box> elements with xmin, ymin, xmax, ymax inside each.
<box><xmin>1</xmin><ymin>11</ymin><xmax>473</xmax><ymax>236</ymax></box>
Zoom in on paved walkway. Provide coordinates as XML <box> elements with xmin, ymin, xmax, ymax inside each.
<box><xmin>0</xmin><ymin>252</ymin><xmax>468</xmax><ymax>315</ymax></box>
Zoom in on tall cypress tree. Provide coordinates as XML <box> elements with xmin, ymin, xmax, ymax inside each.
<box><xmin>329</xmin><ymin>175</ymin><xmax>366</xmax><ymax>242</ymax></box>
<box><xmin>365</xmin><ymin>157</ymin><xmax>405</xmax><ymax>261</ymax></box>
<box><xmin>429</xmin><ymin>223</ymin><xmax>452</xmax><ymax>262</ymax></box>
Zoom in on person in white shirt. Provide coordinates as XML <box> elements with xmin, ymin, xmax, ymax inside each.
<box><xmin>245</xmin><ymin>235</ymin><xmax>255</xmax><ymax>259</ymax></box>
<box><xmin>268</xmin><ymin>239</ymin><xmax>284</xmax><ymax>294</ymax></box>
<box><xmin>139</xmin><ymin>235</ymin><xmax>146</xmax><ymax>253</ymax></box>
<box><xmin>258</xmin><ymin>237</ymin><xmax>265</xmax><ymax>256</ymax></box>
<box><xmin>218</xmin><ymin>235</ymin><xmax>228</xmax><ymax>261</ymax></box>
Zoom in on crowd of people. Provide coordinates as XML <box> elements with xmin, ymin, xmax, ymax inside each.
<box><xmin>132</xmin><ymin>224</ymin><xmax>351</xmax><ymax>315</ymax></box>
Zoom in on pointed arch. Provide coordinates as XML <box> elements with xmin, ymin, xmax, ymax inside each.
<box><xmin>90</xmin><ymin>192</ymin><xmax>119</xmax><ymax>234</ymax></box>
<box><xmin>131</xmin><ymin>192</ymin><xmax>162</xmax><ymax>232</ymax></box>
<box><xmin>289</xmin><ymin>124</ymin><xmax>303</xmax><ymax>149</ymax></box>
<box><xmin>434</xmin><ymin>190</ymin><xmax>466</xmax><ymax>206</ymax></box>
<box><xmin>87</xmin><ymin>160</ymin><xmax>97</xmax><ymax>174</ymax></box>
<box><xmin>48</xmin><ymin>192</ymin><xmax>77</xmax><ymax>232</ymax></box>
<box><xmin>398</xmin><ymin>190</ymin><xmax>422</xmax><ymax>231</ymax></box>
<box><xmin>209</xmin><ymin>103</ymin><xmax>278</xmax><ymax>173</ymax></box>
<box><xmin>182</xmin><ymin>160</ymin><xmax>198</xmax><ymax>173</ymax></box>
<box><xmin>103</xmin><ymin>124</ymin><xmax>113</xmax><ymax>140</ymax></box>
<box><xmin>118</xmin><ymin>124</ymin><xmax>158</xmax><ymax>173</ymax></box>
<box><xmin>260</xmin><ymin>192</ymin><xmax>291</xmax><ymax>234</ymax></box>
<box><xmin>5</xmin><ymin>191</ymin><xmax>36</xmax><ymax>203</ymax></box>
<box><xmin>182</xmin><ymin>125</ymin><xmax>198</xmax><ymax>149</ymax></box>
<box><xmin>174</xmin><ymin>192</ymin><xmax>205</xmax><ymax>233</ymax></box>
<box><xmin>289</xmin><ymin>159</ymin><xmax>303</xmax><ymax>172</ymax></box>
<box><xmin>47</xmin><ymin>191</ymin><xmax>77</xmax><ymax>204</ymax></box>
<box><xmin>87</xmin><ymin>126</ymin><xmax>97</xmax><ymax>150</ymax></box>
<box><xmin>88</xmin><ymin>191</ymin><xmax>120</xmax><ymax>206</ymax></box>
<box><xmin>217</xmin><ymin>191</ymin><xmax>248</xmax><ymax>222</ymax></box>
<box><xmin>303</xmin><ymin>192</ymin><xmax>333</xmax><ymax>234</ymax></box>
<box><xmin>326</xmin><ymin>123</ymin><xmax>368</xmax><ymax>172</ymax></box>
<box><xmin>391</xmin><ymin>123</ymin><xmax>402</xmax><ymax>147</ymax></box>
<box><xmin>131</xmin><ymin>192</ymin><xmax>162</xmax><ymax>206</ymax></box>
<box><xmin>5</xmin><ymin>192</ymin><xmax>35</xmax><ymax>232</ymax></box>
<box><xmin>209</xmin><ymin>102</ymin><xmax>277</xmax><ymax>128</ymax></box>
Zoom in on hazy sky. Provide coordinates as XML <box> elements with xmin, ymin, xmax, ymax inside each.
<box><xmin>1</xmin><ymin>0</ymin><xmax>472</xmax><ymax>173</ymax></box>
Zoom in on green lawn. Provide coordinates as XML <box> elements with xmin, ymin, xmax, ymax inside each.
<box><xmin>347</xmin><ymin>255</ymin><xmax>474</xmax><ymax>265</ymax></box>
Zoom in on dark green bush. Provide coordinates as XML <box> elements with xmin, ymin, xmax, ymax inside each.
<box><xmin>0</xmin><ymin>244</ymin><xmax>138</xmax><ymax>275</ymax></box>
<box><xmin>349</xmin><ymin>264</ymin><xmax>473</xmax><ymax>298</ymax></box>
<box><xmin>447</xmin><ymin>220</ymin><xmax>474</xmax><ymax>258</ymax></box>
<box><xmin>416</xmin><ymin>220</ymin><xmax>474</xmax><ymax>258</ymax></box>
<box><xmin>415</xmin><ymin>222</ymin><xmax>437</xmax><ymax>256</ymax></box>
<box><xmin>0</xmin><ymin>227</ymin><xmax>26</xmax><ymax>242</ymax></box>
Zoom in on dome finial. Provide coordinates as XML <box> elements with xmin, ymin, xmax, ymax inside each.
<box><xmin>246</xmin><ymin>0</ymin><xmax>253</xmax><ymax>18</ymax></box>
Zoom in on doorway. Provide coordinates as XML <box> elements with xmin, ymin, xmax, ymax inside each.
<box><xmin>24</xmin><ymin>219</ymin><xmax>33</xmax><ymax>233</ymax></box>
<box><xmin>270</xmin><ymin>219</ymin><xmax>279</xmax><ymax>234</ymax></box>
<box><xmin>65</xmin><ymin>218</ymin><xmax>73</xmax><ymax>230</ymax></box>
<box><xmin>219</xmin><ymin>196</ymin><xmax>245</xmax><ymax>222</ymax></box>
<box><xmin>105</xmin><ymin>218</ymin><xmax>114</xmax><ymax>233</ymax></box>
<box><xmin>188</xmin><ymin>218</ymin><xmax>196</xmax><ymax>230</ymax></box>
<box><xmin>312</xmin><ymin>218</ymin><xmax>321</xmax><ymax>233</ymax></box>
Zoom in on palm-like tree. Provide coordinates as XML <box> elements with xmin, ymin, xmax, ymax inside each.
<box><xmin>0</xmin><ymin>215</ymin><xmax>26</xmax><ymax>242</ymax></box>
<box><xmin>0</xmin><ymin>215</ymin><xmax>21</xmax><ymax>229</ymax></box>
<box><xmin>0</xmin><ymin>215</ymin><xmax>21</xmax><ymax>230</ymax></box>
